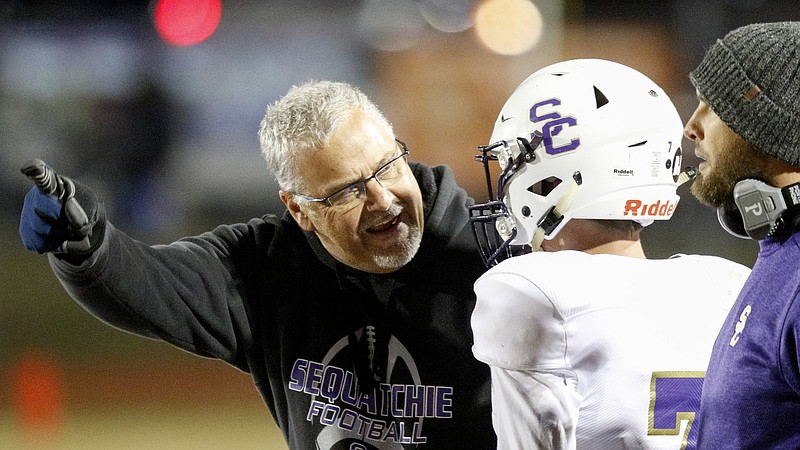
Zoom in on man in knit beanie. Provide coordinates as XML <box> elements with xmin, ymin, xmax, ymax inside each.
<box><xmin>684</xmin><ymin>21</ymin><xmax>800</xmax><ymax>449</ymax></box>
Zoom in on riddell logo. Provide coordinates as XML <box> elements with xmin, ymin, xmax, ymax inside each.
<box><xmin>623</xmin><ymin>199</ymin><xmax>676</xmax><ymax>217</ymax></box>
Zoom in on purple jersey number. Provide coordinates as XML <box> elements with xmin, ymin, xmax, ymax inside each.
<box><xmin>648</xmin><ymin>371</ymin><xmax>704</xmax><ymax>450</ymax></box>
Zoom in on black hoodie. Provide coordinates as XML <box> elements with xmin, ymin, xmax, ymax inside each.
<box><xmin>49</xmin><ymin>162</ymin><xmax>495</xmax><ymax>449</ymax></box>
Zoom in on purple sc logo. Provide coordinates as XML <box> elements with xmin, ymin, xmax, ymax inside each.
<box><xmin>530</xmin><ymin>99</ymin><xmax>580</xmax><ymax>155</ymax></box>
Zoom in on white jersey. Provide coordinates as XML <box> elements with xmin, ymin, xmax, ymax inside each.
<box><xmin>471</xmin><ymin>251</ymin><xmax>750</xmax><ymax>450</ymax></box>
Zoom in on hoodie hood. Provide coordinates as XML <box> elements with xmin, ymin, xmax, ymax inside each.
<box><xmin>411</xmin><ymin>161</ymin><xmax>474</xmax><ymax>245</ymax></box>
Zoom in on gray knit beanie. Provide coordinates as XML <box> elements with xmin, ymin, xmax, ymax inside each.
<box><xmin>689</xmin><ymin>22</ymin><xmax>800</xmax><ymax>166</ymax></box>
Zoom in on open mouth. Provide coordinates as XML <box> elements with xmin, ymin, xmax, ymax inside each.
<box><xmin>696</xmin><ymin>156</ymin><xmax>708</xmax><ymax>173</ymax></box>
<box><xmin>367</xmin><ymin>215</ymin><xmax>401</xmax><ymax>233</ymax></box>
<box><xmin>694</xmin><ymin>151</ymin><xmax>707</xmax><ymax>172</ymax></box>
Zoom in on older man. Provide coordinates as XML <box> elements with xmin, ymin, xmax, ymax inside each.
<box><xmin>19</xmin><ymin>80</ymin><xmax>493</xmax><ymax>449</ymax></box>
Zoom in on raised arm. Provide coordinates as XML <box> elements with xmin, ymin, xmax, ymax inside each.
<box><xmin>19</xmin><ymin>159</ymin><xmax>254</xmax><ymax>370</ymax></box>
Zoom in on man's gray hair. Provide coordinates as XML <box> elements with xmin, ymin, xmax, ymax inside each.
<box><xmin>258</xmin><ymin>80</ymin><xmax>393</xmax><ymax>193</ymax></box>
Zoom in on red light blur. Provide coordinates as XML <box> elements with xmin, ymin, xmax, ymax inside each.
<box><xmin>154</xmin><ymin>0</ymin><xmax>222</xmax><ymax>46</ymax></box>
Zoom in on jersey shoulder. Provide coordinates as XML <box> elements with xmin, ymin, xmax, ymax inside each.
<box><xmin>472</xmin><ymin>251</ymin><xmax>625</xmax><ymax>370</ymax></box>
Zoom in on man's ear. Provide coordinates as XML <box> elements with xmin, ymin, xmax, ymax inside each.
<box><xmin>280</xmin><ymin>190</ymin><xmax>315</xmax><ymax>232</ymax></box>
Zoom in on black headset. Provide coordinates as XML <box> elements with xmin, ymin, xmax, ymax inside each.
<box><xmin>717</xmin><ymin>179</ymin><xmax>800</xmax><ymax>240</ymax></box>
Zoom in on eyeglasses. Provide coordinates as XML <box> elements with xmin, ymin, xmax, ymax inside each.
<box><xmin>294</xmin><ymin>139</ymin><xmax>410</xmax><ymax>207</ymax></box>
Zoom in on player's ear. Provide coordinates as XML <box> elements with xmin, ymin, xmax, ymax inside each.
<box><xmin>280</xmin><ymin>190</ymin><xmax>315</xmax><ymax>232</ymax></box>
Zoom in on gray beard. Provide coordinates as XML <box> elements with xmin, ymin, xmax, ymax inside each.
<box><xmin>371</xmin><ymin>223</ymin><xmax>422</xmax><ymax>271</ymax></box>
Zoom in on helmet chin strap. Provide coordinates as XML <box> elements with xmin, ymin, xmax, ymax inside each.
<box><xmin>676</xmin><ymin>166</ymin><xmax>698</xmax><ymax>188</ymax></box>
<box><xmin>531</xmin><ymin>174</ymin><xmax>582</xmax><ymax>251</ymax></box>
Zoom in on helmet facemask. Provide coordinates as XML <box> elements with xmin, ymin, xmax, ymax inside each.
<box><xmin>470</xmin><ymin>133</ymin><xmax>582</xmax><ymax>267</ymax></box>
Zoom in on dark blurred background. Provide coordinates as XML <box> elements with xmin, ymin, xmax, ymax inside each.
<box><xmin>2</xmin><ymin>0</ymin><xmax>797</xmax><ymax>448</ymax></box>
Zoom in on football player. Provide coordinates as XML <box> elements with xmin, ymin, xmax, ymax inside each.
<box><xmin>469</xmin><ymin>59</ymin><xmax>750</xmax><ymax>449</ymax></box>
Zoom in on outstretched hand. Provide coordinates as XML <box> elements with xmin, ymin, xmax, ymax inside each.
<box><xmin>19</xmin><ymin>159</ymin><xmax>104</xmax><ymax>259</ymax></box>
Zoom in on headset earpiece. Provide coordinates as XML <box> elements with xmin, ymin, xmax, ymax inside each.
<box><xmin>724</xmin><ymin>179</ymin><xmax>800</xmax><ymax>240</ymax></box>
<box><xmin>717</xmin><ymin>206</ymin><xmax>750</xmax><ymax>239</ymax></box>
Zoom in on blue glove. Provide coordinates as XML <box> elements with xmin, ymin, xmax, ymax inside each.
<box><xmin>19</xmin><ymin>159</ymin><xmax>105</xmax><ymax>260</ymax></box>
<box><xmin>20</xmin><ymin>186</ymin><xmax>69</xmax><ymax>253</ymax></box>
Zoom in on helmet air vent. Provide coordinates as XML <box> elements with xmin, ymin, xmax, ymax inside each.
<box><xmin>528</xmin><ymin>176</ymin><xmax>562</xmax><ymax>197</ymax></box>
<box><xmin>628</xmin><ymin>141</ymin><xmax>648</xmax><ymax>147</ymax></box>
<box><xmin>593</xmin><ymin>86</ymin><xmax>609</xmax><ymax>108</ymax></box>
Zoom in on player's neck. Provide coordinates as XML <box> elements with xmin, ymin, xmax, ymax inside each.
<box><xmin>584</xmin><ymin>239</ymin><xmax>646</xmax><ymax>259</ymax></box>
<box><xmin>541</xmin><ymin>219</ymin><xmax>646</xmax><ymax>258</ymax></box>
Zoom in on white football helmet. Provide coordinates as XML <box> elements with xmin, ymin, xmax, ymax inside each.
<box><xmin>471</xmin><ymin>59</ymin><xmax>685</xmax><ymax>267</ymax></box>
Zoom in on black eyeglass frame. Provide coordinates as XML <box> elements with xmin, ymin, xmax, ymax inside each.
<box><xmin>293</xmin><ymin>139</ymin><xmax>410</xmax><ymax>207</ymax></box>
